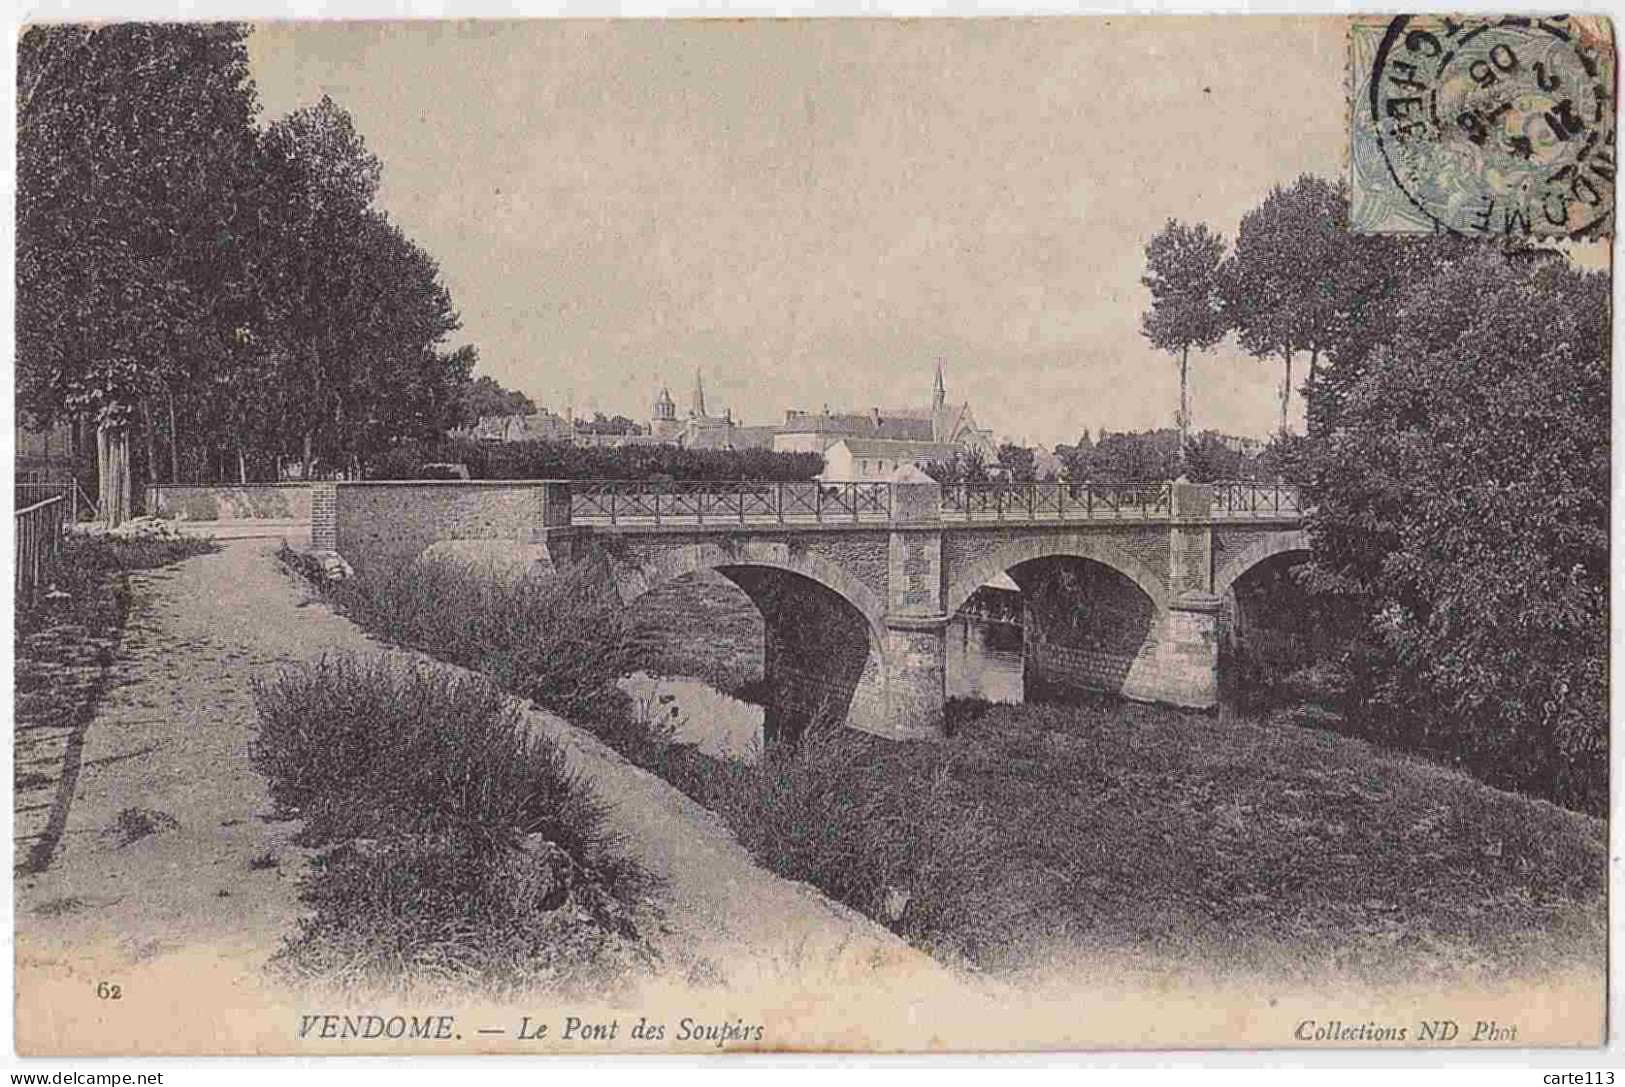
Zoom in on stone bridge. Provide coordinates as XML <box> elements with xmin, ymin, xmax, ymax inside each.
<box><xmin>311</xmin><ymin>476</ymin><xmax>1308</xmax><ymax>742</ymax></box>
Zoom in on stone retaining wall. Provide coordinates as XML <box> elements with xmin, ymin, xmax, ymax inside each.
<box><xmin>321</xmin><ymin>480</ymin><xmax>569</xmax><ymax>576</ymax></box>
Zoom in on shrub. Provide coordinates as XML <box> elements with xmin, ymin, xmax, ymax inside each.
<box><xmin>272</xmin><ymin>826</ymin><xmax>650</xmax><ymax>998</ymax></box>
<box><xmin>321</xmin><ymin>553</ymin><xmax>641</xmax><ymax>723</ymax></box>
<box><xmin>366</xmin><ymin>437</ymin><xmax>824</xmax><ymax>484</ymax></box>
<box><xmin>285</xmin><ymin>549</ymin><xmax>1011</xmax><ymax>960</ymax></box>
<box><xmin>17</xmin><ymin>533</ymin><xmax>216</xmax><ymax>634</ymax></box>
<box><xmin>702</xmin><ymin>715</ymin><xmax>1009</xmax><ymax>962</ymax></box>
<box><xmin>251</xmin><ymin>654</ymin><xmax>626</xmax><ymax>866</ymax></box>
<box><xmin>250</xmin><ymin>654</ymin><xmax>650</xmax><ymax>994</ymax></box>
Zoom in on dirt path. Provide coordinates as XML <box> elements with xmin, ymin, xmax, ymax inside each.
<box><xmin>14</xmin><ymin>536</ymin><xmax>974</xmax><ymax>1054</ymax></box>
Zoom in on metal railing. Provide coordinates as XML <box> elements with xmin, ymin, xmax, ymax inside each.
<box><xmin>940</xmin><ymin>481</ymin><xmax>1173</xmax><ymax>521</ymax></box>
<box><xmin>16</xmin><ymin>495</ymin><xmax>65</xmax><ymax>605</ymax></box>
<box><xmin>565</xmin><ymin>478</ymin><xmax>1301</xmax><ymax>526</ymax></box>
<box><xmin>571</xmin><ymin>480</ymin><xmax>893</xmax><ymax>525</ymax></box>
<box><xmin>1211</xmin><ymin>480</ymin><xmax>1303</xmax><ymax>517</ymax></box>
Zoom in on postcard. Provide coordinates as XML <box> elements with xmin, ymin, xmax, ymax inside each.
<box><xmin>12</xmin><ymin>14</ymin><xmax>1612</xmax><ymax>1057</ymax></box>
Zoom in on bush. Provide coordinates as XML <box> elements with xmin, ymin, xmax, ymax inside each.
<box><xmin>250</xmin><ymin>654</ymin><xmax>649</xmax><ymax>994</ymax></box>
<box><xmin>286</xmin><ymin>548</ymin><xmax>1010</xmax><ymax>961</ymax></box>
<box><xmin>700</xmin><ymin>716</ymin><xmax>1009</xmax><ymax>962</ymax></box>
<box><xmin>251</xmin><ymin>655</ymin><xmax>619</xmax><ymax>858</ymax></box>
<box><xmin>272</xmin><ymin>827</ymin><xmax>650</xmax><ymax>998</ymax></box>
<box><xmin>322</xmin><ymin>553</ymin><xmax>641</xmax><ymax>722</ymax></box>
<box><xmin>17</xmin><ymin>532</ymin><xmax>216</xmax><ymax>635</ymax></box>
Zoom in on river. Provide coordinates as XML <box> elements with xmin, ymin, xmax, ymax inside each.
<box><xmin>622</xmin><ymin>612</ymin><xmax>1025</xmax><ymax>762</ymax></box>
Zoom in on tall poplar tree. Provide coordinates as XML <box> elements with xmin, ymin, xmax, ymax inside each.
<box><xmin>1139</xmin><ymin>219</ymin><xmax>1229</xmax><ymax>471</ymax></box>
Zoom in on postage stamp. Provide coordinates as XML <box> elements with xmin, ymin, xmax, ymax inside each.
<box><xmin>1350</xmin><ymin>14</ymin><xmax>1616</xmax><ymax>237</ymax></box>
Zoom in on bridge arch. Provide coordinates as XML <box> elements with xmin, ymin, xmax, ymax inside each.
<box><xmin>610</xmin><ymin>539</ymin><xmax>889</xmax><ymax>653</ymax></box>
<box><xmin>1213</xmin><ymin>530</ymin><xmax>1312</xmax><ymax>597</ymax></box>
<box><xmin>611</xmin><ymin>538</ymin><xmax>892</xmax><ymax>743</ymax></box>
<box><xmin>943</xmin><ymin>533</ymin><xmax>1171</xmax><ymax>619</ymax></box>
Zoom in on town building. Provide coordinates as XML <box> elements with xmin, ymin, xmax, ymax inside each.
<box><xmin>773</xmin><ymin>362</ymin><xmax>997</xmax><ymax>463</ymax></box>
<box><xmin>459</xmin><ymin>407</ymin><xmax>574</xmax><ymax>443</ymax></box>
<box><xmin>649</xmin><ymin>385</ymin><xmax>680</xmax><ymax>438</ymax></box>
<box><xmin>463</xmin><ymin>361</ymin><xmax>997</xmax><ymax>463</ymax></box>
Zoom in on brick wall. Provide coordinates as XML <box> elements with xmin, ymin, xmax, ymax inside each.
<box><xmin>311</xmin><ymin>483</ymin><xmax>337</xmax><ymax>551</ymax></box>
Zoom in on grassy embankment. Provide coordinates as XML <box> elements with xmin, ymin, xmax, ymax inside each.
<box><xmin>15</xmin><ymin>531</ymin><xmax>217</xmax><ymax>874</ymax></box>
<box><xmin>249</xmin><ymin>655</ymin><xmax>655</xmax><ymax>998</ymax></box>
<box><xmin>285</xmin><ymin>549</ymin><xmax>1608</xmax><ymax>986</ymax></box>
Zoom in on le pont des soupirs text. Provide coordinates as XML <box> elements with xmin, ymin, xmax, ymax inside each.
<box><xmin>297</xmin><ymin>1013</ymin><xmax>764</xmax><ymax>1047</ymax></box>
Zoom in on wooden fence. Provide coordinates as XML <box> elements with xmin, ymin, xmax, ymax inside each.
<box><xmin>15</xmin><ymin>495</ymin><xmax>65</xmax><ymax>606</ymax></box>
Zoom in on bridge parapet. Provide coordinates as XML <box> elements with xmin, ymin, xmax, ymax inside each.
<box><xmin>571</xmin><ymin>480</ymin><xmax>894</xmax><ymax>526</ymax></box>
<box><xmin>1209</xmin><ymin>480</ymin><xmax>1305</xmax><ymax>520</ymax></box>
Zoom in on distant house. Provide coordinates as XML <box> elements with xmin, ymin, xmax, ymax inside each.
<box><xmin>1032</xmin><ymin>447</ymin><xmax>1064</xmax><ymax>481</ymax></box>
<box><xmin>820</xmin><ymin>438</ymin><xmax>964</xmax><ymax>483</ymax></box>
<box><xmin>459</xmin><ymin>408</ymin><xmax>574</xmax><ymax>443</ymax></box>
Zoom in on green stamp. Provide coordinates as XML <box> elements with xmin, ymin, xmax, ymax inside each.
<box><xmin>1350</xmin><ymin>14</ymin><xmax>1616</xmax><ymax>237</ymax></box>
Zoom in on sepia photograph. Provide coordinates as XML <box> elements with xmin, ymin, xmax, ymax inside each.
<box><xmin>10</xmin><ymin>12</ymin><xmax>1614</xmax><ymax>1059</ymax></box>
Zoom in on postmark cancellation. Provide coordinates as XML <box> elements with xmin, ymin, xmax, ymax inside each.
<box><xmin>1350</xmin><ymin>14</ymin><xmax>1616</xmax><ymax>238</ymax></box>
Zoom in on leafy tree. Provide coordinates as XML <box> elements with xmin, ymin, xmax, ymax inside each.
<box><xmin>923</xmin><ymin>448</ymin><xmax>991</xmax><ymax>486</ymax></box>
<box><xmin>1054</xmin><ymin>427</ymin><xmax>1260</xmax><ymax>483</ymax></box>
<box><xmin>1222</xmin><ymin>175</ymin><xmax>1368</xmax><ymax>437</ymax></box>
<box><xmin>18</xmin><ymin>24</ymin><xmax>263</xmax><ymax>522</ymax></box>
<box><xmin>576</xmin><ymin>413</ymin><xmax>643</xmax><ymax>436</ymax></box>
<box><xmin>256</xmin><ymin>95</ymin><xmax>383</xmax><ymax>478</ymax></box>
<box><xmin>257</xmin><ymin>97</ymin><xmax>474</xmax><ymax>477</ymax></box>
<box><xmin>1300</xmin><ymin>249</ymin><xmax>1608</xmax><ymax>813</ymax></box>
<box><xmin>1140</xmin><ymin>219</ymin><xmax>1230</xmax><ymax>469</ymax></box>
<box><xmin>995</xmin><ymin>442</ymin><xmax>1037</xmax><ymax>482</ymax></box>
<box><xmin>338</xmin><ymin>212</ymin><xmax>475</xmax><ymax>467</ymax></box>
<box><xmin>1060</xmin><ymin>429</ymin><xmax>1175</xmax><ymax>481</ymax></box>
<box><xmin>460</xmin><ymin>376</ymin><xmax>538</xmax><ymax>423</ymax></box>
<box><xmin>1181</xmin><ymin>432</ymin><xmax>1254</xmax><ymax>483</ymax></box>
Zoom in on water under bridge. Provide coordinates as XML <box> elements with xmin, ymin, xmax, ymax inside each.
<box><xmin>311</xmin><ymin>476</ymin><xmax>1308</xmax><ymax>741</ymax></box>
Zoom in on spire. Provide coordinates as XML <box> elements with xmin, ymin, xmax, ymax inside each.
<box><xmin>692</xmin><ymin>368</ymin><xmax>707</xmax><ymax>418</ymax></box>
<box><xmin>932</xmin><ymin>359</ymin><xmax>946</xmax><ymax>412</ymax></box>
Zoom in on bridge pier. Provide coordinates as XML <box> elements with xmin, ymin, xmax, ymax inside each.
<box><xmin>874</xmin><ymin>616</ymin><xmax>948</xmax><ymax>740</ymax></box>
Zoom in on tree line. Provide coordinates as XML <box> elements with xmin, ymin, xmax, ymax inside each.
<box><xmin>1141</xmin><ymin>174</ymin><xmax>1394</xmax><ymax>457</ymax></box>
<box><xmin>1148</xmin><ymin>174</ymin><xmax>1608</xmax><ymax>814</ymax></box>
<box><xmin>372</xmin><ymin>437</ymin><xmax>825</xmax><ymax>484</ymax></box>
<box><xmin>17</xmin><ymin>24</ymin><xmax>480</xmax><ymax>524</ymax></box>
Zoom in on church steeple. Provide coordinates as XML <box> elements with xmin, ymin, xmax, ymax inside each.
<box><xmin>932</xmin><ymin>360</ymin><xmax>946</xmax><ymax>412</ymax></box>
<box><xmin>692</xmin><ymin>368</ymin><xmax>707</xmax><ymax>418</ymax></box>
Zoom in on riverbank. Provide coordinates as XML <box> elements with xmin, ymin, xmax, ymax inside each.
<box><xmin>316</xmin><ymin>555</ymin><xmax>1607</xmax><ymax>1000</ymax></box>
<box><xmin>15</xmin><ymin>538</ymin><xmax>967</xmax><ymax>1054</ymax></box>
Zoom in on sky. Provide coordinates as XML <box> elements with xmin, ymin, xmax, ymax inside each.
<box><xmin>246</xmin><ymin>18</ymin><xmax>1351</xmax><ymax>446</ymax></box>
